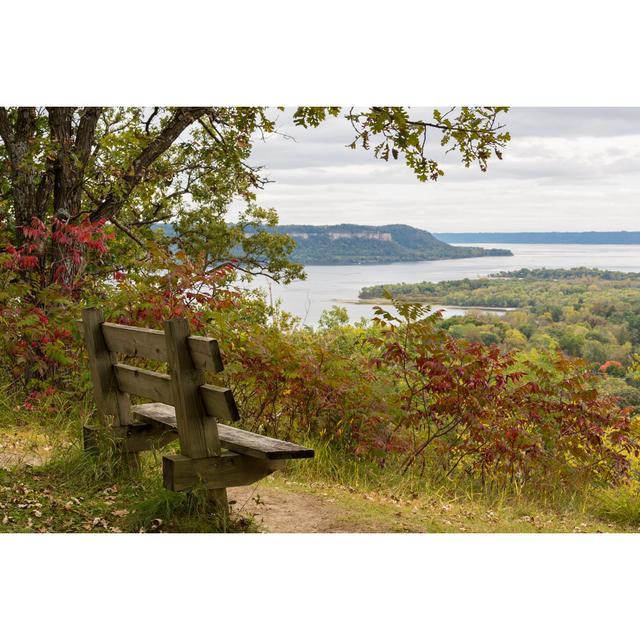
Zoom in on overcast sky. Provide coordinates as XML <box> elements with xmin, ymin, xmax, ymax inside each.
<box><xmin>245</xmin><ymin>108</ymin><xmax>640</xmax><ymax>232</ymax></box>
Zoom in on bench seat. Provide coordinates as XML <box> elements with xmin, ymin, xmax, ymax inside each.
<box><xmin>132</xmin><ymin>402</ymin><xmax>314</xmax><ymax>461</ymax></box>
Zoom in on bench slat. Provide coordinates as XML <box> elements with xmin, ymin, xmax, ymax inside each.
<box><xmin>113</xmin><ymin>365</ymin><xmax>239</xmax><ymax>422</ymax></box>
<box><xmin>133</xmin><ymin>403</ymin><xmax>314</xmax><ymax>460</ymax></box>
<box><xmin>85</xmin><ymin>321</ymin><xmax>224</xmax><ymax>373</ymax></box>
<box><xmin>114</xmin><ymin>363</ymin><xmax>172</xmax><ymax>404</ymax></box>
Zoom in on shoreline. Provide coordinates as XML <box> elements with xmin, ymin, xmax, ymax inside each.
<box><xmin>336</xmin><ymin>298</ymin><xmax>517</xmax><ymax>313</ymax></box>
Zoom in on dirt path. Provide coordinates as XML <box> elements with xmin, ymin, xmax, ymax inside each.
<box><xmin>227</xmin><ymin>479</ymin><xmax>415</xmax><ymax>533</ymax></box>
<box><xmin>1</xmin><ymin>436</ymin><xmax>382</xmax><ymax>532</ymax></box>
<box><xmin>227</xmin><ymin>484</ymin><xmax>353</xmax><ymax>533</ymax></box>
<box><xmin>0</xmin><ymin>437</ymin><xmax>51</xmax><ymax>469</ymax></box>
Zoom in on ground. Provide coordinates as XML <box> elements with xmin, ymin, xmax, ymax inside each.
<box><xmin>228</xmin><ymin>475</ymin><xmax>634</xmax><ymax>533</ymax></box>
<box><xmin>229</xmin><ymin>478</ymin><xmax>426</xmax><ymax>533</ymax></box>
<box><xmin>1</xmin><ymin>421</ymin><xmax>638</xmax><ymax>533</ymax></box>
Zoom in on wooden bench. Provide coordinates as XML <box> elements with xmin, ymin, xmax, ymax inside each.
<box><xmin>80</xmin><ymin>307</ymin><xmax>313</xmax><ymax>512</ymax></box>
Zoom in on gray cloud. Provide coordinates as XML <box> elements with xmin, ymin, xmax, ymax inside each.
<box><xmin>243</xmin><ymin>108</ymin><xmax>640</xmax><ymax>231</ymax></box>
<box><xmin>505</xmin><ymin>108</ymin><xmax>640</xmax><ymax>138</ymax></box>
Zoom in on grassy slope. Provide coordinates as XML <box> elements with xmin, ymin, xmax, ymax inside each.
<box><xmin>1</xmin><ymin>391</ymin><xmax>638</xmax><ymax>533</ymax></box>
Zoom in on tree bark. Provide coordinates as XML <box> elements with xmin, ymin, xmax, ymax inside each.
<box><xmin>0</xmin><ymin>107</ymin><xmax>39</xmax><ymax>242</ymax></box>
<box><xmin>47</xmin><ymin>107</ymin><xmax>102</xmax><ymax>286</ymax></box>
<box><xmin>48</xmin><ymin>107</ymin><xmax>101</xmax><ymax>221</ymax></box>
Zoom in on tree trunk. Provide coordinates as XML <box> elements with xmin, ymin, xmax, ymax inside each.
<box><xmin>47</xmin><ymin>107</ymin><xmax>101</xmax><ymax>286</ymax></box>
<box><xmin>0</xmin><ymin>107</ymin><xmax>39</xmax><ymax>245</ymax></box>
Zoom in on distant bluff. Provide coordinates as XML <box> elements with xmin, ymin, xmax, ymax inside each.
<box><xmin>270</xmin><ymin>223</ymin><xmax>512</xmax><ymax>265</ymax></box>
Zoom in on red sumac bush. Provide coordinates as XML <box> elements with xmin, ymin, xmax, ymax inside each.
<box><xmin>368</xmin><ymin>303</ymin><xmax>638</xmax><ymax>491</ymax></box>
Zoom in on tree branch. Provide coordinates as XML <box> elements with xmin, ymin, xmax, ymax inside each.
<box><xmin>74</xmin><ymin>107</ymin><xmax>101</xmax><ymax>166</ymax></box>
<box><xmin>90</xmin><ymin>107</ymin><xmax>208</xmax><ymax>222</ymax></box>
<box><xmin>144</xmin><ymin>107</ymin><xmax>160</xmax><ymax>134</ymax></box>
<box><xmin>110</xmin><ymin>216</ymin><xmax>146</xmax><ymax>249</ymax></box>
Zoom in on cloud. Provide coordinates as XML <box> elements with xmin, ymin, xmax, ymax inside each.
<box><xmin>245</xmin><ymin>108</ymin><xmax>640</xmax><ymax>231</ymax></box>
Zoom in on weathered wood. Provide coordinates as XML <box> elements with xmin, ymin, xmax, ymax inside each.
<box><xmin>132</xmin><ymin>402</ymin><xmax>315</xmax><ymax>460</ymax></box>
<box><xmin>113</xmin><ymin>363</ymin><xmax>172</xmax><ymax>403</ymax></box>
<box><xmin>163</xmin><ymin>452</ymin><xmax>283</xmax><ymax>491</ymax></box>
<box><xmin>82</xmin><ymin>308</ymin><xmax>131</xmax><ymax>428</ymax></box>
<box><xmin>122</xmin><ymin>422</ymin><xmax>179</xmax><ymax>452</ymax></box>
<box><xmin>102</xmin><ymin>323</ymin><xmax>166</xmax><ymax>360</ymax></box>
<box><xmin>164</xmin><ymin>319</ymin><xmax>216</xmax><ymax>457</ymax></box>
<box><xmin>200</xmin><ymin>383</ymin><xmax>240</xmax><ymax>423</ymax></box>
<box><xmin>112</xmin><ymin>364</ymin><xmax>238</xmax><ymax>422</ymax></box>
<box><xmin>83</xmin><ymin>422</ymin><xmax>178</xmax><ymax>453</ymax></box>
<box><xmin>80</xmin><ymin>307</ymin><xmax>313</xmax><ymax>503</ymax></box>
<box><xmin>98</xmin><ymin>322</ymin><xmax>224</xmax><ymax>373</ymax></box>
<box><xmin>219</xmin><ymin>425</ymin><xmax>314</xmax><ymax>459</ymax></box>
<box><xmin>164</xmin><ymin>317</ymin><xmax>228</xmax><ymax>511</ymax></box>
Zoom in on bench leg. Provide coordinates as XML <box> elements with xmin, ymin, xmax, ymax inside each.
<box><xmin>205</xmin><ymin>488</ymin><xmax>229</xmax><ymax>519</ymax></box>
<box><xmin>83</xmin><ymin>424</ymin><xmax>141</xmax><ymax>476</ymax></box>
<box><xmin>121</xmin><ymin>451</ymin><xmax>141</xmax><ymax>475</ymax></box>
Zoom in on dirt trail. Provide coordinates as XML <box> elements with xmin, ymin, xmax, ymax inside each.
<box><xmin>0</xmin><ymin>439</ymin><xmax>50</xmax><ymax>469</ymax></box>
<box><xmin>228</xmin><ymin>482</ymin><xmax>403</xmax><ymax>533</ymax></box>
<box><xmin>228</xmin><ymin>484</ymin><xmax>350</xmax><ymax>533</ymax></box>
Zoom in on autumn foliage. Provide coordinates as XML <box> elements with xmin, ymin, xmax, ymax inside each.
<box><xmin>0</xmin><ymin>216</ymin><xmax>114</xmax><ymax>393</ymax></box>
<box><xmin>366</xmin><ymin>304</ymin><xmax>637</xmax><ymax>489</ymax></box>
<box><xmin>0</xmin><ymin>220</ymin><xmax>637</xmax><ymax>495</ymax></box>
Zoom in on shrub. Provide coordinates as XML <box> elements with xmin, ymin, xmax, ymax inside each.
<box><xmin>366</xmin><ymin>303</ymin><xmax>638</xmax><ymax>493</ymax></box>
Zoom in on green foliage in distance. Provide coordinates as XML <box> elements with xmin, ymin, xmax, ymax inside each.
<box><xmin>360</xmin><ymin>268</ymin><xmax>640</xmax><ymax>411</ymax></box>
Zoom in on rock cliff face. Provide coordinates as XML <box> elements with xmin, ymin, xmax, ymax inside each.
<box><xmin>326</xmin><ymin>231</ymin><xmax>393</xmax><ymax>241</ymax></box>
<box><xmin>271</xmin><ymin>224</ymin><xmax>513</xmax><ymax>265</ymax></box>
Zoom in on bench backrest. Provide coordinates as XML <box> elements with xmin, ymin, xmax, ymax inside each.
<box><xmin>81</xmin><ymin>307</ymin><xmax>239</xmax><ymax>459</ymax></box>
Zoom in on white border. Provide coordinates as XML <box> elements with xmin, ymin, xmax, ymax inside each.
<box><xmin>2</xmin><ymin>1</ymin><xmax>640</xmax><ymax>637</ymax></box>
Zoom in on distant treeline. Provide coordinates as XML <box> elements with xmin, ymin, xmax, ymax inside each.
<box><xmin>358</xmin><ymin>267</ymin><xmax>640</xmax><ymax>301</ymax></box>
<box><xmin>492</xmin><ymin>267</ymin><xmax>640</xmax><ymax>280</ymax></box>
<box><xmin>435</xmin><ymin>232</ymin><xmax>640</xmax><ymax>244</ymax></box>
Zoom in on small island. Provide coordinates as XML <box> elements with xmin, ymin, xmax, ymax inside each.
<box><xmin>270</xmin><ymin>223</ymin><xmax>512</xmax><ymax>265</ymax></box>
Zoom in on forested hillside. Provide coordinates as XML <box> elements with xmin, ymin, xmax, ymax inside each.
<box><xmin>270</xmin><ymin>224</ymin><xmax>512</xmax><ymax>264</ymax></box>
<box><xmin>361</xmin><ymin>267</ymin><xmax>640</xmax><ymax>409</ymax></box>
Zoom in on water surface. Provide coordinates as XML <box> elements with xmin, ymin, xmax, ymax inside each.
<box><xmin>253</xmin><ymin>243</ymin><xmax>640</xmax><ymax>326</ymax></box>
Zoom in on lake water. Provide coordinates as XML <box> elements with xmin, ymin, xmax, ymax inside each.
<box><xmin>252</xmin><ymin>244</ymin><xmax>640</xmax><ymax>326</ymax></box>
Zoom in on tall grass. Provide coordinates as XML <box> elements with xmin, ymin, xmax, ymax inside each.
<box><xmin>592</xmin><ymin>485</ymin><xmax>640</xmax><ymax>526</ymax></box>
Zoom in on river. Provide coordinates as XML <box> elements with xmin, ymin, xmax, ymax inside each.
<box><xmin>252</xmin><ymin>243</ymin><xmax>640</xmax><ymax>326</ymax></box>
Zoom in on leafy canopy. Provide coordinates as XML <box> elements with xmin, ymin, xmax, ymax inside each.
<box><xmin>0</xmin><ymin>106</ymin><xmax>509</xmax><ymax>285</ymax></box>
